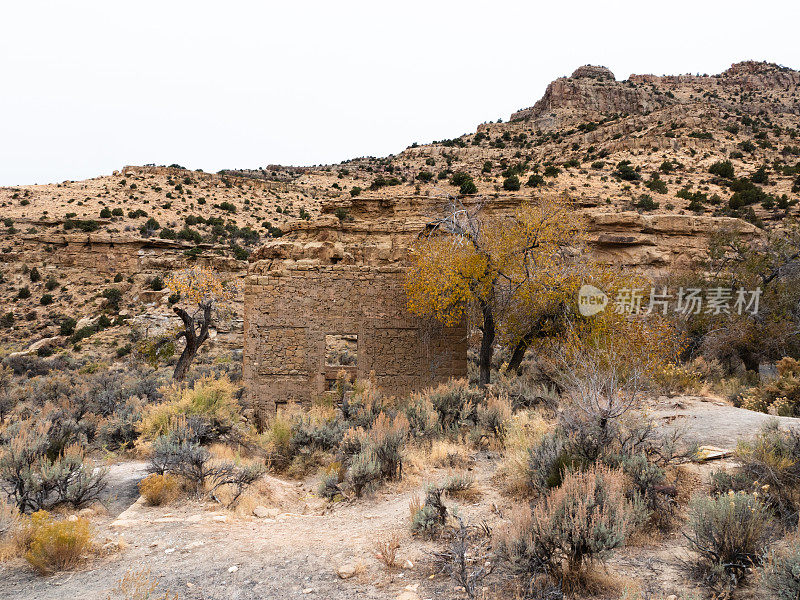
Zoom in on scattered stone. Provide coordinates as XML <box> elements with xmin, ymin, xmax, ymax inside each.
<box><xmin>165</xmin><ymin>548</ymin><xmax>176</xmax><ymax>554</ymax></box>
<box><xmin>302</xmin><ymin>589</ymin><xmax>313</xmax><ymax>594</ymax></box>
<box><xmin>403</xmin><ymin>559</ymin><xmax>414</xmax><ymax>570</ymax></box>
<box><xmin>228</xmin><ymin>565</ymin><xmax>239</xmax><ymax>573</ymax></box>
<box><xmin>212</xmin><ymin>515</ymin><xmax>228</xmax><ymax>523</ymax></box>
<box><xmin>183</xmin><ymin>541</ymin><xmax>205</xmax><ymax>551</ymax></box>
<box><xmin>337</xmin><ymin>563</ymin><xmax>357</xmax><ymax>579</ymax></box>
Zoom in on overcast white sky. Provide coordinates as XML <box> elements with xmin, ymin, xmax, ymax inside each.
<box><xmin>1</xmin><ymin>0</ymin><xmax>798</xmax><ymax>186</ymax></box>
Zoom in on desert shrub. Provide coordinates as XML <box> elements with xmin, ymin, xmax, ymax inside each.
<box><xmin>503</xmin><ymin>175</ymin><xmax>521</xmax><ymax>191</ymax></box>
<box><xmin>460</xmin><ymin>179</ymin><xmax>478</xmax><ymax>195</ymax></box>
<box><xmin>525</xmin><ymin>432</ymin><xmax>573</xmax><ymax>495</ymax></box>
<box><xmin>761</xmin><ymin>542</ymin><xmax>800</xmax><ymax>599</ymax></box>
<box><xmin>148</xmin><ymin>428</ymin><xmax>209</xmax><ymax>487</ymax></box>
<box><xmin>634</xmin><ymin>194</ymin><xmax>659</xmax><ymax>211</ymax></box>
<box><xmin>403</xmin><ymin>393</ymin><xmax>439</xmax><ymax>438</ymax></box>
<box><xmin>500</xmin><ymin>465</ymin><xmax>632</xmax><ymax>580</ymax></box>
<box><xmin>611</xmin><ymin>452</ymin><xmax>675</xmax><ymax>529</ymax></box>
<box><xmin>0</xmin><ymin>426</ymin><xmax>107</xmax><ymax>512</ymax></box>
<box><xmin>22</xmin><ymin>511</ymin><xmax>91</xmax><ymax>574</ymax></box>
<box><xmin>107</xmin><ymin>567</ymin><xmax>178</xmax><ymax>600</ymax></box>
<box><xmin>753</xmin><ymin>357</ymin><xmax>800</xmax><ymax>416</ymax></box>
<box><xmin>138</xmin><ymin>473</ymin><xmax>180</xmax><ymax>506</ymax></box>
<box><xmin>140</xmin><ymin>375</ymin><xmax>242</xmax><ymax>443</ymax></box>
<box><xmin>342</xmin><ymin>378</ymin><xmax>386</xmax><ymax>428</ymax></box>
<box><xmin>410</xmin><ymin>485</ymin><xmax>450</xmax><ymax>538</ymax></box>
<box><xmin>317</xmin><ymin>469</ymin><xmax>343</xmax><ymax>500</ymax></box>
<box><xmin>102</xmin><ymin>287</ymin><xmax>123</xmax><ymax>312</ymax></box>
<box><xmin>344</xmin><ymin>413</ymin><xmax>409</xmax><ymax>482</ymax></box>
<box><xmin>493</xmin><ymin>371</ymin><xmax>558</xmax><ymax>410</ymax></box>
<box><xmin>366</xmin><ymin>413</ymin><xmax>409</xmax><ymax>480</ymax></box>
<box><xmin>654</xmin><ymin>362</ymin><xmax>703</xmax><ymax>395</ymax></box>
<box><xmin>496</xmin><ymin>409</ymin><xmax>551</xmax><ymax>497</ymax></box>
<box><xmin>543</xmin><ymin>165</ymin><xmax>561</xmax><ymax>177</ymax></box>
<box><xmin>348</xmin><ymin>450</ymin><xmax>380</xmax><ymax>497</ymax></box>
<box><xmin>432</xmin><ymin>517</ymin><xmax>493</xmax><ymax>599</ymax></box>
<box><xmin>426</xmin><ymin>379</ymin><xmax>481</xmax><ymax>432</ymax></box>
<box><xmin>526</xmin><ymin>174</ymin><xmax>545</xmax><ymax>187</ymax></box>
<box><xmin>260</xmin><ymin>413</ymin><xmax>294</xmax><ymax>472</ymax></box>
<box><xmin>731</xmin><ymin>421</ymin><xmax>800</xmax><ymax>525</ymax></box>
<box><xmin>290</xmin><ymin>409</ymin><xmax>344</xmax><ymax>453</ymax></box>
<box><xmin>645</xmin><ymin>177</ymin><xmax>668</xmax><ymax>194</ymax></box>
<box><xmin>613</xmin><ymin>160</ymin><xmax>640</xmax><ymax>181</ymax></box>
<box><xmin>148</xmin><ymin>427</ymin><xmax>262</xmax><ymax>504</ymax></box>
<box><xmin>374</xmin><ymin>532</ymin><xmax>401</xmax><ymax>570</ymax></box>
<box><xmin>439</xmin><ymin>472</ymin><xmax>477</xmax><ymax>500</ymax></box>
<box><xmin>709</xmin><ymin>160</ymin><xmax>735</xmax><ymax>179</ymax></box>
<box><xmin>685</xmin><ymin>491</ymin><xmax>773</xmax><ymax>589</ymax></box>
<box><xmin>59</xmin><ymin>317</ymin><xmax>77</xmax><ymax>336</ymax></box>
<box><xmin>474</xmin><ymin>394</ymin><xmax>512</xmax><ymax>443</ymax></box>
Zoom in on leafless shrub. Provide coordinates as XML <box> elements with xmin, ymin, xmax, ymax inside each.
<box><xmin>373</xmin><ymin>532</ymin><xmax>401</xmax><ymax>570</ymax></box>
<box><xmin>432</xmin><ymin>517</ymin><xmax>493</xmax><ymax>599</ymax></box>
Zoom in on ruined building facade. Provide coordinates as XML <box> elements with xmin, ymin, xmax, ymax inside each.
<box><xmin>243</xmin><ymin>197</ymin><xmax>470</xmax><ymax>413</ymax></box>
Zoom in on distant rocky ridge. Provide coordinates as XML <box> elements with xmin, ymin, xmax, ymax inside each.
<box><xmin>510</xmin><ymin>61</ymin><xmax>800</xmax><ymax>130</ymax></box>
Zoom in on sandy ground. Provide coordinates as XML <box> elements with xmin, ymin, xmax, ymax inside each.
<box><xmin>1</xmin><ymin>395</ymin><xmax>796</xmax><ymax>600</ymax></box>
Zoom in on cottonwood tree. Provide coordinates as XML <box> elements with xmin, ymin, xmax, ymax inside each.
<box><xmin>143</xmin><ymin>267</ymin><xmax>238</xmax><ymax>381</ymax></box>
<box><xmin>405</xmin><ymin>195</ymin><xmax>585</xmax><ymax>386</ymax></box>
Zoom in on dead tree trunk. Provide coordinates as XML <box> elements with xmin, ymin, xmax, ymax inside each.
<box><xmin>173</xmin><ymin>302</ymin><xmax>212</xmax><ymax>381</ymax></box>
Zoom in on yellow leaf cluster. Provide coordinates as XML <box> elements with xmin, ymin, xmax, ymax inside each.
<box><xmin>165</xmin><ymin>266</ymin><xmax>238</xmax><ymax>307</ymax></box>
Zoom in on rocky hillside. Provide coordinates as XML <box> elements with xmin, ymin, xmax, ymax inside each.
<box><xmin>1</xmin><ymin>60</ymin><xmax>798</xmax><ymax>364</ymax></box>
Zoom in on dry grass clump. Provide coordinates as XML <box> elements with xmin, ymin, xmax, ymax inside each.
<box><xmin>138</xmin><ymin>473</ymin><xmax>181</xmax><ymax>506</ymax></box>
<box><xmin>106</xmin><ymin>567</ymin><xmax>178</xmax><ymax>600</ymax></box>
<box><xmin>0</xmin><ymin>498</ymin><xmax>20</xmax><ymax>561</ymax></box>
<box><xmin>373</xmin><ymin>532</ymin><xmax>401</xmax><ymax>570</ymax></box>
<box><xmin>428</xmin><ymin>440</ymin><xmax>472</xmax><ymax>469</ymax></box>
<box><xmin>21</xmin><ymin>510</ymin><xmax>92</xmax><ymax>574</ymax></box>
<box><xmin>439</xmin><ymin>472</ymin><xmax>481</xmax><ymax>501</ymax></box>
<box><xmin>472</xmin><ymin>393</ymin><xmax>512</xmax><ymax>446</ymax></box>
<box><xmin>494</xmin><ymin>409</ymin><xmax>551</xmax><ymax>497</ymax></box>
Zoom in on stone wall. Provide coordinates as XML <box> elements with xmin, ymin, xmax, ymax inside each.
<box><xmin>243</xmin><ymin>265</ymin><xmax>467</xmax><ymax>413</ymax></box>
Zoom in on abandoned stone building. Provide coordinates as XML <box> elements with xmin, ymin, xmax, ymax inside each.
<box><xmin>243</xmin><ymin>195</ymin><xmax>469</xmax><ymax>414</ymax></box>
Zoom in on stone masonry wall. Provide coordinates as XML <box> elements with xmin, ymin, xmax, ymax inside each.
<box><xmin>243</xmin><ymin>265</ymin><xmax>467</xmax><ymax>413</ymax></box>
